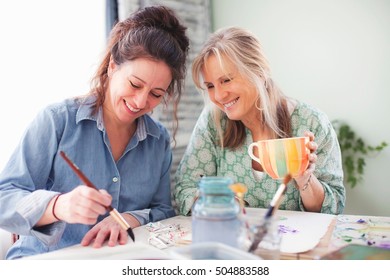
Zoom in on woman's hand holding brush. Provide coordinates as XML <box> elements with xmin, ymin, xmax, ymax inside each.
<box><xmin>58</xmin><ymin>151</ymin><xmax>136</xmax><ymax>246</ymax></box>
<box><xmin>81</xmin><ymin>212</ymin><xmax>140</xmax><ymax>248</ymax></box>
<box><xmin>50</xmin><ymin>186</ymin><xmax>112</xmax><ymax>225</ymax></box>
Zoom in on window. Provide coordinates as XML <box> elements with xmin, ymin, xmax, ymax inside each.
<box><xmin>0</xmin><ymin>0</ymin><xmax>105</xmax><ymax>170</ymax></box>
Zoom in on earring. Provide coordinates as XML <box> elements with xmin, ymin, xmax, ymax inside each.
<box><xmin>255</xmin><ymin>96</ymin><xmax>263</xmax><ymax>111</ymax></box>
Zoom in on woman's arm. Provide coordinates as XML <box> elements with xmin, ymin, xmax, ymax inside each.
<box><xmin>293</xmin><ymin>105</ymin><xmax>345</xmax><ymax>214</ymax></box>
<box><xmin>0</xmin><ymin>106</ymin><xmax>64</xmax><ymax>235</ymax></box>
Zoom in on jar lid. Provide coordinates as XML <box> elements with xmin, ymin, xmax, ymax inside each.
<box><xmin>198</xmin><ymin>176</ymin><xmax>234</xmax><ymax>194</ymax></box>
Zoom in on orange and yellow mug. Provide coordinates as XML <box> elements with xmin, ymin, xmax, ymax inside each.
<box><xmin>248</xmin><ymin>136</ymin><xmax>310</xmax><ymax>179</ymax></box>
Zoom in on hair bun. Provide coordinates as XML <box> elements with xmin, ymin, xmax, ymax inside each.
<box><xmin>132</xmin><ymin>5</ymin><xmax>189</xmax><ymax>54</ymax></box>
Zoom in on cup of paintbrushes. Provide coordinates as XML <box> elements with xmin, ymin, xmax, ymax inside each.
<box><xmin>248</xmin><ymin>217</ymin><xmax>281</xmax><ymax>260</ymax></box>
<box><xmin>247</xmin><ymin>174</ymin><xmax>292</xmax><ymax>259</ymax></box>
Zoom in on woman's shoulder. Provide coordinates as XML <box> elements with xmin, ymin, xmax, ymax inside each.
<box><xmin>291</xmin><ymin>100</ymin><xmax>334</xmax><ymax>135</ymax></box>
<box><xmin>42</xmin><ymin>96</ymin><xmax>85</xmax><ymax>116</ymax></box>
<box><xmin>292</xmin><ymin>100</ymin><xmax>331</xmax><ymax>124</ymax></box>
<box><xmin>293</xmin><ymin>100</ymin><xmax>327</xmax><ymax>116</ymax></box>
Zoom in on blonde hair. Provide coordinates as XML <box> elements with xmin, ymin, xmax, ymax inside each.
<box><xmin>192</xmin><ymin>27</ymin><xmax>291</xmax><ymax>149</ymax></box>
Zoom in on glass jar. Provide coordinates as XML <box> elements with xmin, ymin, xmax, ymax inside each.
<box><xmin>249</xmin><ymin>217</ymin><xmax>282</xmax><ymax>260</ymax></box>
<box><xmin>192</xmin><ymin>176</ymin><xmax>241</xmax><ymax>248</ymax></box>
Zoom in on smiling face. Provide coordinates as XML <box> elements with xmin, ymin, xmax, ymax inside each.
<box><xmin>202</xmin><ymin>54</ymin><xmax>259</xmax><ymax>126</ymax></box>
<box><xmin>104</xmin><ymin>58</ymin><xmax>172</xmax><ymax>128</ymax></box>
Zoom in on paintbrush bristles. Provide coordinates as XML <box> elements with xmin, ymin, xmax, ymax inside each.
<box><xmin>229</xmin><ymin>183</ymin><xmax>248</xmax><ymax>212</ymax></box>
<box><xmin>271</xmin><ymin>173</ymin><xmax>292</xmax><ymax>215</ymax></box>
<box><xmin>283</xmin><ymin>173</ymin><xmax>292</xmax><ymax>187</ymax></box>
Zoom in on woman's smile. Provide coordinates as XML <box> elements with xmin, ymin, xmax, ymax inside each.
<box><xmin>223</xmin><ymin>97</ymin><xmax>239</xmax><ymax>109</ymax></box>
<box><xmin>123</xmin><ymin>99</ymin><xmax>141</xmax><ymax>113</ymax></box>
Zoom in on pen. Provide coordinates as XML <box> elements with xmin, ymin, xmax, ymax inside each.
<box><xmin>60</xmin><ymin>151</ymin><xmax>135</xmax><ymax>242</ymax></box>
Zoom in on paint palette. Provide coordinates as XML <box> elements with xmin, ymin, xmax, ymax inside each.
<box><xmin>320</xmin><ymin>244</ymin><xmax>390</xmax><ymax>260</ymax></box>
<box><xmin>332</xmin><ymin>215</ymin><xmax>390</xmax><ymax>249</ymax></box>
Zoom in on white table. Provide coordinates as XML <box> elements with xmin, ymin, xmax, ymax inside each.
<box><xmin>23</xmin><ymin>208</ymin><xmax>343</xmax><ymax>260</ymax></box>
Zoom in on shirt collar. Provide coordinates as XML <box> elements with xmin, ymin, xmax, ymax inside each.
<box><xmin>75</xmin><ymin>95</ymin><xmax>161</xmax><ymax>139</ymax></box>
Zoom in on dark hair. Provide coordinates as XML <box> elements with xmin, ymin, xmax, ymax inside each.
<box><xmin>89</xmin><ymin>5</ymin><xmax>189</xmax><ymax>138</ymax></box>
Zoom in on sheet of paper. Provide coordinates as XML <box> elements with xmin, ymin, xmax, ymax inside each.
<box><xmin>276</xmin><ymin>211</ymin><xmax>334</xmax><ymax>253</ymax></box>
<box><xmin>23</xmin><ymin>242</ymin><xmax>172</xmax><ymax>260</ymax></box>
<box><xmin>246</xmin><ymin>208</ymin><xmax>335</xmax><ymax>253</ymax></box>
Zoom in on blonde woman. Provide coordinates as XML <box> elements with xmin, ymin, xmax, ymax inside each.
<box><xmin>174</xmin><ymin>27</ymin><xmax>345</xmax><ymax>216</ymax></box>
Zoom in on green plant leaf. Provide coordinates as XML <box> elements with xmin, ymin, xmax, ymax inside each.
<box><xmin>357</xmin><ymin>158</ymin><xmax>365</xmax><ymax>175</ymax></box>
<box><xmin>332</xmin><ymin>120</ymin><xmax>388</xmax><ymax>188</ymax></box>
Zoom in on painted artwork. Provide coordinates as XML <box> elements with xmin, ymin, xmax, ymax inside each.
<box><xmin>320</xmin><ymin>244</ymin><xmax>390</xmax><ymax>260</ymax></box>
<box><xmin>331</xmin><ymin>215</ymin><xmax>390</xmax><ymax>249</ymax></box>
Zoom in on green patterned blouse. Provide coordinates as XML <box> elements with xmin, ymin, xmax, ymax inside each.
<box><xmin>174</xmin><ymin>101</ymin><xmax>345</xmax><ymax>215</ymax></box>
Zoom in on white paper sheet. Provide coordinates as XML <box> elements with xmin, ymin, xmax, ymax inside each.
<box><xmin>244</xmin><ymin>208</ymin><xmax>335</xmax><ymax>253</ymax></box>
<box><xmin>276</xmin><ymin>211</ymin><xmax>334</xmax><ymax>253</ymax></box>
<box><xmin>23</xmin><ymin>242</ymin><xmax>172</xmax><ymax>260</ymax></box>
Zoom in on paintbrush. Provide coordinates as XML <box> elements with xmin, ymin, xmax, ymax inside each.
<box><xmin>60</xmin><ymin>151</ymin><xmax>135</xmax><ymax>242</ymax></box>
<box><xmin>248</xmin><ymin>174</ymin><xmax>292</xmax><ymax>253</ymax></box>
<box><xmin>229</xmin><ymin>183</ymin><xmax>250</xmax><ymax>231</ymax></box>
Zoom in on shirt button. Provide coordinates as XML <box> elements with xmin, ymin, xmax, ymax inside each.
<box><xmin>112</xmin><ymin>177</ymin><xmax>119</xmax><ymax>183</ymax></box>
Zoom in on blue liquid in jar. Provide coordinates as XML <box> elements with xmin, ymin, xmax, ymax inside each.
<box><xmin>192</xmin><ymin>216</ymin><xmax>242</xmax><ymax>247</ymax></box>
<box><xmin>191</xmin><ymin>177</ymin><xmax>241</xmax><ymax>248</ymax></box>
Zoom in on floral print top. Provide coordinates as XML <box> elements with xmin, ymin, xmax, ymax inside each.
<box><xmin>174</xmin><ymin>101</ymin><xmax>345</xmax><ymax>216</ymax></box>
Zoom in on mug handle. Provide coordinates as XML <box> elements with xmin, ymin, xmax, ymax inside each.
<box><xmin>248</xmin><ymin>143</ymin><xmax>262</xmax><ymax>165</ymax></box>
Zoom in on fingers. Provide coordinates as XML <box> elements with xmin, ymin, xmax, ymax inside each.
<box><xmin>304</xmin><ymin>162</ymin><xmax>316</xmax><ymax>177</ymax></box>
<box><xmin>301</xmin><ymin>131</ymin><xmax>317</xmax><ymax>178</ymax></box>
<box><xmin>82</xmin><ymin>186</ymin><xmax>112</xmax><ymax>209</ymax></box>
<box><xmin>80</xmin><ymin>217</ymin><xmax>128</xmax><ymax>248</ymax></box>
<box><xmin>57</xmin><ymin>186</ymin><xmax>112</xmax><ymax>224</ymax></box>
<box><xmin>308</xmin><ymin>141</ymin><xmax>318</xmax><ymax>153</ymax></box>
<box><xmin>304</xmin><ymin>131</ymin><xmax>317</xmax><ymax>150</ymax></box>
<box><xmin>80</xmin><ymin>225</ymin><xmax>99</xmax><ymax>246</ymax></box>
<box><xmin>106</xmin><ymin>227</ymin><xmax>129</xmax><ymax>247</ymax></box>
<box><xmin>117</xmin><ymin>229</ymin><xmax>129</xmax><ymax>245</ymax></box>
<box><xmin>91</xmin><ymin>227</ymin><xmax>115</xmax><ymax>248</ymax></box>
<box><xmin>304</xmin><ymin>131</ymin><xmax>315</xmax><ymax>141</ymax></box>
<box><xmin>309</xmin><ymin>152</ymin><xmax>317</xmax><ymax>163</ymax></box>
<box><xmin>99</xmin><ymin>189</ymin><xmax>111</xmax><ymax>199</ymax></box>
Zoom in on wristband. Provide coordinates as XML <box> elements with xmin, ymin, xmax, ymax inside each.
<box><xmin>52</xmin><ymin>194</ymin><xmax>62</xmax><ymax>221</ymax></box>
<box><xmin>301</xmin><ymin>174</ymin><xmax>312</xmax><ymax>192</ymax></box>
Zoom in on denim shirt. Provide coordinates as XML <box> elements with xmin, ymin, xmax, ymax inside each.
<box><xmin>0</xmin><ymin>96</ymin><xmax>175</xmax><ymax>259</ymax></box>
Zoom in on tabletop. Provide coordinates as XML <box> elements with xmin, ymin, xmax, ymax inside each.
<box><xmin>23</xmin><ymin>208</ymin><xmax>390</xmax><ymax>260</ymax></box>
